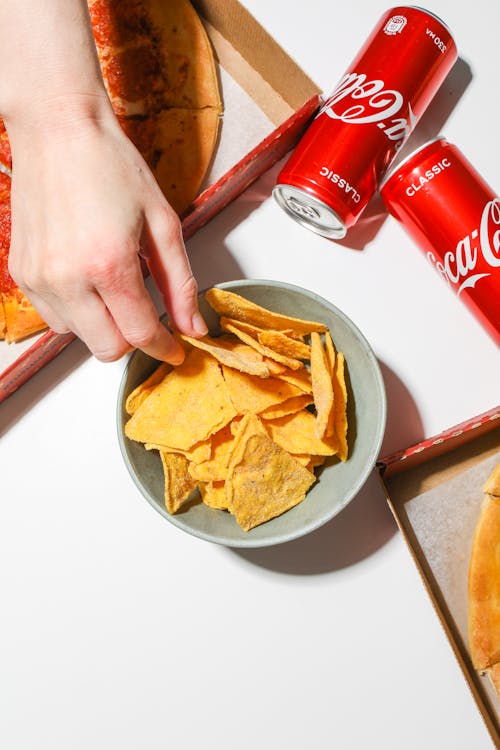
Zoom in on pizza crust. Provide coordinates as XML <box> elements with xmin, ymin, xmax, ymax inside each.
<box><xmin>468</xmin><ymin>461</ymin><xmax>500</xmax><ymax>696</ymax></box>
<box><xmin>2</xmin><ymin>290</ymin><xmax>47</xmax><ymax>343</ymax></box>
<box><xmin>0</xmin><ymin>294</ymin><xmax>5</xmax><ymax>339</ymax></box>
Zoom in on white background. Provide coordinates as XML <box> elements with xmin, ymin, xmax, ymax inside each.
<box><xmin>1</xmin><ymin>1</ymin><xmax>499</xmax><ymax>749</ymax></box>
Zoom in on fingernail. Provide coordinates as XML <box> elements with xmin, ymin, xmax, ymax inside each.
<box><xmin>168</xmin><ymin>345</ymin><xmax>185</xmax><ymax>366</ymax></box>
<box><xmin>192</xmin><ymin>311</ymin><xmax>208</xmax><ymax>336</ymax></box>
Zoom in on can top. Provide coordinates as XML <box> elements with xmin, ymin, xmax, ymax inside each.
<box><xmin>379</xmin><ymin>136</ymin><xmax>448</xmax><ymax>193</ymax></box>
<box><xmin>403</xmin><ymin>5</ymin><xmax>454</xmax><ymax>36</ymax></box>
<box><xmin>273</xmin><ymin>184</ymin><xmax>347</xmax><ymax>239</ymax></box>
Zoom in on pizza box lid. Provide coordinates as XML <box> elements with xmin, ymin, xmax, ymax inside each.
<box><xmin>378</xmin><ymin>406</ymin><xmax>500</xmax><ymax>747</ymax></box>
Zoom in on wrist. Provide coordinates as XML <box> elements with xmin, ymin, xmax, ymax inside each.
<box><xmin>4</xmin><ymin>89</ymin><xmax>116</xmax><ymax>149</ymax></box>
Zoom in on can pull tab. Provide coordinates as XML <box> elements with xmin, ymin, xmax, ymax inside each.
<box><xmin>285</xmin><ymin>195</ymin><xmax>321</xmax><ymax>220</ymax></box>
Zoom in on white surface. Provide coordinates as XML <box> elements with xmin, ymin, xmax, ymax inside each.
<box><xmin>1</xmin><ymin>2</ymin><xmax>499</xmax><ymax>749</ymax></box>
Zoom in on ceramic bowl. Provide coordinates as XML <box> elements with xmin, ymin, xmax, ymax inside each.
<box><xmin>117</xmin><ymin>279</ymin><xmax>386</xmax><ymax>548</ymax></box>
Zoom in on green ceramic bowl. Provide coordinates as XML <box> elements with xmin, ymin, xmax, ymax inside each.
<box><xmin>117</xmin><ymin>280</ymin><xmax>386</xmax><ymax>548</ymax></box>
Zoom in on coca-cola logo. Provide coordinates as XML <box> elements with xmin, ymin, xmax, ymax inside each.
<box><xmin>427</xmin><ymin>198</ymin><xmax>500</xmax><ymax>294</ymax></box>
<box><xmin>318</xmin><ymin>72</ymin><xmax>416</xmax><ymax>143</ymax></box>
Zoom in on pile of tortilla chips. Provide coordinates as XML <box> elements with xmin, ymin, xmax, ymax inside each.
<box><xmin>125</xmin><ymin>288</ymin><xmax>349</xmax><ymax>531</ymax></box>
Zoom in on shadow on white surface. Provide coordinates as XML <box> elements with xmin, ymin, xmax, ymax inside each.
<box><xmin>0</xmin><ymin>338</ymin><xmax>90</xmax><ymax>436</ymax></box>
<box><xmin>230</xmin><ymin>469</ymin><xmax>398</xmax><ymax>574</ymax></box>
<box><xmin>230</xmin><ymin>360</ymin><xmax>422</xmax><ymax>574</ymax></box>
<box><xmin>378</xmin><ymin>359</ymin><xmax>424</xmax><ymax>458</ymax></box>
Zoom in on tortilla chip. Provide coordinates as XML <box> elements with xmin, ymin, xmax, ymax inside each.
<box><xmin>222</xmin><ymin>366</ymin><xmax>304</xmax><ymax>415</ymax></box>
<box><xmin>226</xmin><ymin>431</ymin><xmax>316</xmax><ymax>531</ymax></box>
<box><xmin>178</xmin><ymin>333</ymin><xmax>270</xmax><ymax>377</ymax></box>
<box><xmin>205</xmin><ymin>287</ymin><xmax>327</xmax><ymax>335</ymax></box>
<box><xmin>310</xmin><ymin>332</ymin><xmax>334</xmax><ymax>439</ymax></box>
<box><xmin>188</xmin><ymin>424</ymin><xmax>235</xmax><ymax>482</ymax></box>
<box><xmin>159</xmin><ymin>451</ymin><xmax>197</xmax><ymax>514</ymax></box>
<box><xmin>333</xmin><ymin>352</ymin><xmax>348</xmax><ymax>461</ymax></box>
<box><xmin>258</xmin><ymin>329</ymin><xmax>310</xmax><ymax>359</ymax></box>
<box><xmin>264</xmin><ymin>410</ymin><xmax>339</xmax><ymax>456</ymax></box>
<box><xmin>125</xmin><ymin>362</ymin><xmax>172</xmax><ymax>415</ymax></box>
<box><xmin>275</xmin><ymin>367</ymin><xmax>313</xmax><ymax>394</ymax></box>
<box><xmin>145</xmin><ymin>439</ymin><xmax>211</xmax><ymax>464</ymax></box>
<box><xmin>199</xmin><ymin>481</ymin><xmax>229</xmax><ymax>511</ymax></box>
<box><xmin>260</xmin><ymin>394</ymin><xmax>314</xmax><ymax>420</ymax></box>
<box><xmin>263</xmin><ymin>359</ymin><xmax>287</xmax><ymax>375</ymax></box>
<box><xmin>323</xmin><ymin>331</ymin><xmax>336</xmax><ymax>437</ymax></box>
<box><xmin>125</xmin><ymin>347</ymin><xmax>237</xmax><ymax>450</ymax></box>
<box><xmin>220</xmin><ymin>318</ymin><xmax>304</xmax><ymax>371</ymax></box>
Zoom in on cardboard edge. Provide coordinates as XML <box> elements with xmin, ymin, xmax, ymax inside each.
<box><xmin>0</xmin><ymin>330</ymin><xmax>76</xmax><ymax>404</ymax></box>
<box><xmin>377</xmin><ymin>406</ymin><xmax>500</xmax><ymax>479</ymax></box>
<box><xmin>192</xmin><ymin>0</ymin><xmax>321</xmax><ymax>109</ymax></box>
<box><xmin>377</xmin><ymin>413</ymin><xmax>500</xmax><ymax>747</ymax></box>
<box><xmin>181</xmin><ymin>94</ymin><xmax>321</xmax><ymax>238</ymax></box>
<box><xmin>378</xmin><ymin>469</ymin><xmax>500</xmax><ymax>748</ymax></box>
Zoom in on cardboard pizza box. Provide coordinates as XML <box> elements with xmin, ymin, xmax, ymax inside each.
<box><xmin>0</xmin><ymin>0</ymin><xmax>321</xmax><ymax>404</ymax></box>
<box><xmin>378</xmin><ymin>405</ymin><xmax>500</xmax><ymax>748</ymax></box>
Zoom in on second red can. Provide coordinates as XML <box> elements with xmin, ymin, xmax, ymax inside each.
<box><xmin>380</xmin><ymin>138</ymin><xmax>500</xmax><ymax>345</ymax></box>
<box><xmin>273</xmin><ymin>5</ymin><xmax>457</xmax><ymax>239</ymax></box>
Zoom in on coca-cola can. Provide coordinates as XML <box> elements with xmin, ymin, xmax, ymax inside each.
<box><xmin>273</xmin><ymin>6</ymin><xmax>457</xmax><ymax>239</ymax></box>
<box><xmin>380</xmin><ymin>137</ymin><xmax>500</xmax><ymax>344</ymax></box>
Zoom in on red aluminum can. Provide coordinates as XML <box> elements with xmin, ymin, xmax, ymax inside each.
<box><xmin>273</xmin><ymin>6</ymin><xmax>457</xmax><ymax>239</ymax></box>
<box><xmin>380</xmin><ymin>138</ymin><xmax>500</xmax><ymax>344</ymax></box>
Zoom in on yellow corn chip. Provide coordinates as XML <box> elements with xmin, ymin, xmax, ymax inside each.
<box><xmin>178</xmin><ymin>333</ymin><xmax>269</xmax><ymax>377</ymax></box>
<box><xmin>263</xmin><ymin>358</ymin><xmax>287</xmax><ymax>375</ymax></box>
<box><xmin>125</xmin><ymin>362</ymin><xmax>172</xmax><ymax>415</ymax></box>
<box><xmin>264</xmin><ymin>410</ymin><xmax>338</xmax><ymax>456</ymax></box>
<box><xmin>145</xmin><ymin>440</ymin><xmax>211</xmax><ymax>464</ymax></box>
<box><xmin>199</xmin><ymin>481</ymin><xmax>229</xmax><ymax>511</ymax></box>
<box><xmin>217</xmin><ymin>317</ymin><xmax>310</xmax><ymax>359</ymax></box>
<box><xmin>205</xmin><ymin>287</ymin><xmax>327</xmax><ymax>334</ymax></box>
<box><xmin>222</xmin><ymin>366</ymin><xmax>304</xmax><ymax>415</ymax></box>
<box><xmin>258</xmin><ymin>329</ymin><xmax>310</xmax><ymax>359</ymax></box>
<box><xmin>260</xmin><ymin>394</ymin><xmax>313</xmax><ymax>420</ymax></box>
<box><xmin>125</xmin><ymin>348</ymin><xmax>237</xmax><ymax>450</ymax></box>
<box><xmin>226</xmin><ymin>431</ymin><xmax>316</xmax><ymax>531</ymax></box>
<box><xmin>227</xmin><ymin>413</ymin><xmax>268</xmax><ymax>467</ymax></box>
<box><xmin>275</xmin><ymin>367</ymin><xmax>313</xmax><ymax>394</ymax></box>
<box><xmin>159</xmin><ymin>451</ymin><xmax>197</xmax><ymax>514</ymax></box>
<box><xmin>333</xmin><ymin>352</ymin><xmax>348</xmax><ymax>461</ymax></box>
<box><xmin>323</xmin><ymin>331</ymin><xmax>336</xmax><ymax>437</ymax></box>
<box><xmin>310</xmin><ymin>332</ymin><xmax>334</xmax><ymax>439</ymax></box>
<box><xmin>188</xmin><ymin>424</ymin><xmax>235</xmax><ymax>481</ymax></box>
<box><xmin>220</xmin><ymin>318</ymin><xmax>304</xmax><ymax>371</ymax></box>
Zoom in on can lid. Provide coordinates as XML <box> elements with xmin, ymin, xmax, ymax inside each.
<box><xmin>273</xmin><ymin>185</ymin><xmax>347</xmax><ymax>239</ymax></box>
<box><xmin>404</xmin><ymin>6</ymin><xmax>454</xmax><ymax>36</ymax></box>
<box><xmin>379</xmin><ymin>136</ymin><xmax>448</xmax><ymax>193</ymax></box>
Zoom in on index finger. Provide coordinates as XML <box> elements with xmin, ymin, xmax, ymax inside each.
<box><xmin>97</xmin><ymin>256</ymin><xmax>185</xmax><ymax>364</ymax></box>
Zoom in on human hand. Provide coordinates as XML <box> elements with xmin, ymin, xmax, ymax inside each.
<box><xmin>7</xmin><ymin>102</ymin><xmax>207</xmax><ymax>363</ymax></box>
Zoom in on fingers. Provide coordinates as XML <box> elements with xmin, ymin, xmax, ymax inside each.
<box><xmin>143</xmin><ymin>206</ymin><xmax>208</xmax><ymax>337</ymax></box>
<box><xmin>94</xmin><ymin>252</ymin><xmax>185</xmax><ymax>364</ymax></box>
<box><xmin>12</xmin><ymin>252</ymin><xmax>185</xmax><ymax>365</ymax></box>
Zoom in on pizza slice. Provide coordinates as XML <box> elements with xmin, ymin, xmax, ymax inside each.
<box><xmin>0</xmin><ymin>118</ymin><xmax>12</xmax><ymax>174</ymax></box>
<box><xmin>468</xmin><ymin>461</ymin><xmax>500</xmax><ymax>698</ymax></box>
<box><xmin>0</xmin><ymin>176</ymin><xmax>46</xmax><ymax>342</ymax></box>
<box><xmin>88</xmin><ymin>0</ymin><xmax>221</xmax><ymax>115</ymax></box>
<box><xmin>119</xmin><ymin>106</ymin><xmax>220</xmax><ymax>214</ymax></box>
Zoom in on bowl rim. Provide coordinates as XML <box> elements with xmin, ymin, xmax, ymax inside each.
<box><xmin>117</xmin><ymin>279</ymin><xmax>387</xmax><ymax>548</ymax></box>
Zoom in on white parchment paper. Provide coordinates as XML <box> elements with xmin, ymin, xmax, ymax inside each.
<box><xmin>405</xmin><ymin>451</ymin><xmax>500</xmax><ymax>717</ymax></box>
